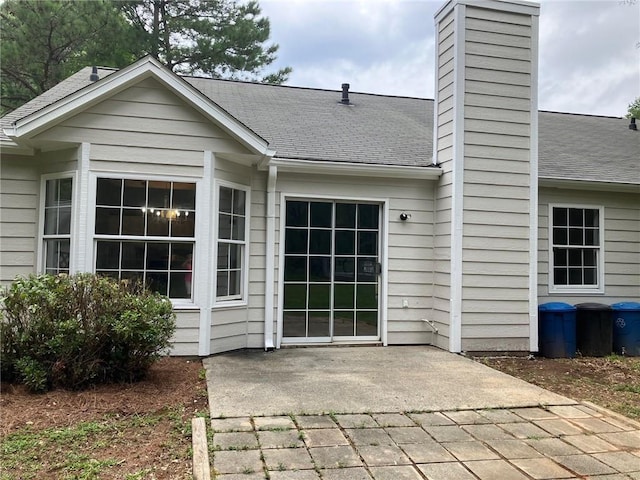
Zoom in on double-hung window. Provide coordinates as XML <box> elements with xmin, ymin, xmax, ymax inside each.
<box><xmin>550</xmin><ymin>205</ymin><xmax>603</xmax><ymax>292</ymax></box>
<box><xmin>215</xmin><ymin>184</ymin><xmax>248</xmax><ymax>302</ymax></box>
<box><xmin>94</xmin><ymin>178</ymin><xmax>196</xmax><ymax>300</ymax></box>
<box><xmin>42</xmin><ymin>177</ymin><xmax>73</xmax><ymax>274</ymax></box>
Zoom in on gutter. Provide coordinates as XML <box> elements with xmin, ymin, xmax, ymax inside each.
<box><xmin>539</xmin><ymin>177</ymin><xmax>640</xmax><ymax>193</ymax></box>
<box><xmin>264</xmin><ymin>165</ymin><xmax>278</xmax><ymax>350</ymax></box>
<box><xmin>269</xmin><ymin>157</ymin><xmax>442</xmax><ymax>180</ymax></box>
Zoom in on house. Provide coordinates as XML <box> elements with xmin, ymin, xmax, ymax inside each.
<box><xmin>1</xmin><ymin>0</ymin><xmax>638</xmax><ymax>356</ymax></box>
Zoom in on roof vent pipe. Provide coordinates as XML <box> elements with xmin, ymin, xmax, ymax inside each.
<box><xmin>341</xmin><ymin>83</ymin><xmax>350</xmax><ymax>105</ymax></box>
<box><xmin>89</xmin><ymin>66</ymin><xmax>99</xmax><ymax>82</ymax></box>
<box><xmin>630</xmin><ymin>117</ymin><xmax>637</xmax><ymax>131</ymax></box>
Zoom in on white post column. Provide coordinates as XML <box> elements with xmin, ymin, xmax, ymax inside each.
<box><xmin>72</xmin><ymin>142</ymin><xmax>91</xmax><ymax>273</ymax></box>
<box><xmin>197</xmin><ymin>151</ymin><xmax>215</xmax><ymax>356</ymax></box>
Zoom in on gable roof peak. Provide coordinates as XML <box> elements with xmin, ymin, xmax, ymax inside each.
<box><xmin>4</xmin><ymin>54</ymin><xmax>272</xmax><ymax>157</ymax></box>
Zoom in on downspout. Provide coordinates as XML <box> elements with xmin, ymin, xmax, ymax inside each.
<box><xmin>264</xmin><ymin>165</ymin><xmax>278</xmax><ymax>350</ymax></box>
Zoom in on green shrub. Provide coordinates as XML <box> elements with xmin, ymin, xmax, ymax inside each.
<box><xmin>0</xmin><ymin>273</ymin><xmax>176</xmax><ymax>392</ymax></box>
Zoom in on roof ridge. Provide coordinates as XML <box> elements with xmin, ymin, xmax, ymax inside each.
<box><xmin>185</xmin><ymin>75</ymin><xmax>434</xmax><ymax>101</ymax></box>
<box><xmin>539</xmin><ymin>109</ymin><xmax>624</xmax><ymax>120</ymax></box>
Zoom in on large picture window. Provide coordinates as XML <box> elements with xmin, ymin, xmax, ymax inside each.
<box><xmin>216</xmin><ymin>185</ymin><xmax>247</xmax><ymax>301</ymax></box>
<box><xmin>94</xmin><ymin>178</ymin><xmax>196</xmax><ymax>299</ymax></box>
<box><xmin>550</xmin><ymin>205</ymin><xmax>603</xmax><ymax>291</ymax></box>
<box><xmin>43</xmin><ymin>177</ymin><xmax>73</xmax><ymax>274</ymax></box>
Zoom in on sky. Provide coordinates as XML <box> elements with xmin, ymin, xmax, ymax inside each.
<box><xmin>259</xmin><ymin>0</ymin><xmax>640</xmax><ymax>117</ymax></box>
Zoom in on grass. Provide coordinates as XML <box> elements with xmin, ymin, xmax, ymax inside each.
<box><xmin>2</xmin><ymin>420</ymin><xmax>117</xmax><ymax>479</ymax></box>
<box><xmin>614</xmin><ymin>384</ymin><xmax>640</xmax><ymax>394</ymax></box>
<box><xmin>0</xmin><ymin>407</ymin><xmax>193</xmax><ymax>480</ymax></box>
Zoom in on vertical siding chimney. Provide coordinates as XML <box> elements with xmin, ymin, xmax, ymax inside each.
<box><xmin>432</xmin><ymin>0</ymin><xmax>540</xmax><ymax>353</ymax></box>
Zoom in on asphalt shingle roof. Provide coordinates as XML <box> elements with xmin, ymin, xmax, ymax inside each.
<box><xmin>2</xmin><ymin>67</ymin><xmax>638</xmax><ymax>184</ymax></box>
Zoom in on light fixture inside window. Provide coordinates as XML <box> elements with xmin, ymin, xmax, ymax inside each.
<box><xmin>141</xmin><ymin>207</ymin><xmax>187</xmax><ymax>220</ymax></box>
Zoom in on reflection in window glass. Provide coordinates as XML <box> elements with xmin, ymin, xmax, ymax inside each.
<box><xmin>95</xmin><ymin>241</ymin><xmax>193</xmax><ymax>298</ymax></box>
<box><xmin>123</xmin><ymin>179</ymin><xmax>146</xmax><ymax>207</ymax></box>
<box><xmin>310</xmin><ymin>202</ymin><xmax>332</xmax><ymax>228</ymax></box>
<box><xmin>96</xmin><ymin>178</ymin><xmax>121</xmax><ymax>206</ymax></box>
<box><xmin>333</xmin><ymin>311</ymin><xmax>354</xmax><ymax>336</ymax></box>
<box><xmin>286</xmin><ymin>201</ymin><xmax>308</xmax><ymax>227</ymax></box>
<box><xmin>216</xmin><ymin>185</ymin><xmax>247</xmax><ymax>301</ymax></box>
<box><xmin>308</xmin><ymin>312</ymin><xmax>330</xmax><ymax>337</ymax></box>
<box><xmin>44</xmin><ymin>239</ymin><xmax>70</xmax><ymax>275</ymax></box>
<box><xmin>283</xmin><ymin>312</ymin><xmax>306</xmax><ymax>337</ymax></box>
<box><xmin>335</xmin><ymin>203</ymin><xmax>356</xmax><ymax>228</ymax></box>
<box><xmin>357</xmin><ymin>204</ymin><xmax>379</xmax><ymax>229</ymax></box>
<box><xmin>43</xmin><ymin>177</ymin><xmax>73</xmax><ymax>274</ymax></box>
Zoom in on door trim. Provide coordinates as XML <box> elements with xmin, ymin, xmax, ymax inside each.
<box><xmin>276</xmin><ymin>193</ymin><xmax>389</xmax><ymax>348</ymax></box>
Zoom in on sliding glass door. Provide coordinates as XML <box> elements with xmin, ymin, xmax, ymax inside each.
<box><xmin>282</xmin><ymin>200</ymin><xmax>381</xmax><ymax>343</ymax></box>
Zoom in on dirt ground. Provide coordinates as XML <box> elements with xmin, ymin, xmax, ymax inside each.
<box><xmin>0</xmin><ymin>357</ymin><xmax>207</xmax><ymax>479</ymax></box>
<box><xmin>478</xmin><ymin>355</ymin><xmax>640</xmax><ymax>420</ymax></box>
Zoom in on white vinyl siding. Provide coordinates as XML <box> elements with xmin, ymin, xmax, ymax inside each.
<box><xmin>32</xmin><ymin>77</ymin><xmax>249</xmax><ymax>179</ymax></box>
<box><xmin>538</xmin><ymin>188</ymin><xmax>640</xmax><ymax>304</ymax></box>
<box><xmin>275</xmin><ymin>172</ymin><xmax>437</xmax><ymax>347</ymax></box>
<box><xmin>32</xmin><ymin>78</ymin><xmax>251</xmax><ymax>156</ymax></box>
<box><xmin>432</xmin><ymin>8</ymin><xmax>457</xmax><ymax>350</ymax></box>
<box><xmin>460</xmin><ymin>5</ymin><xmax>535</xmax><ymax>352</ymax></box>
<box><xmin>210</xmin><ymin>162</ymin><xmax>256</xmax><ymax>354</ymax></box>
<box><xmin>171</xmin><ymin>310</ymin><xmax>201</xmax><ymax>356</ymax></box>
<box><xmin>0</xmin><ymin>156</ymin><xmax>39</xmax><ymax>285</ymax></box>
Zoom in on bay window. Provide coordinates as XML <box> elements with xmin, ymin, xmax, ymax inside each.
<box><xmin>94</xmin><ymin>178</ymin><xmax>196</xmax><ymax>299</ymax></box>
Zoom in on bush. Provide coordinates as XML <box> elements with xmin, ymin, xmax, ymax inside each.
<box><xmin>0</xmin><ymin>273</ymin><xmax>176</xmax><ymax>392</ymax></box>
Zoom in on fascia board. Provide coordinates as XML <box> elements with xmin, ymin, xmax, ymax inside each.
<box><xmin>270</xmin><ymin>157</ymin><xmax>442</xmax><ymax>179</ymax></box>
<box><xmin>9</xmin><ymin>57</ymin><xmax>271</xmax><ymax>156</ymax></box>
<box><xmin>539</xmin><ymin>177</ymin><xmax>640</xmax><ymax>193</ymax></box>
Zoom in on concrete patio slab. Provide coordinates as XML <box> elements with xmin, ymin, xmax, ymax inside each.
<box><xmin>203</xmin><ymin>346</ymin><xmax>574</xmax><ymax>417</ymax></box>
<box><xmin>201</xmin><ymin>346</ymin><xmax>640</xmax><ymax>479</ymax></box>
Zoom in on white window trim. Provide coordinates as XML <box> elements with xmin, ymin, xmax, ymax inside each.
<box><xmin>548</xmin><ymin>203</ymin><xmax>605</xmax><ymax>294</ymax></box>
<box><xmin>213</xmin><ymin>179</ymin><xmax>251</xmax><ymax>308</ymax></box>
<box><xmin>88</xmin><ymin>172</ymin><xmax>199</xmax><ymax>307</ymax></box>
<box><xmin>38</xmin><ymin>172</ymin><xmax>77</xmax><ymax>274</ymax></box>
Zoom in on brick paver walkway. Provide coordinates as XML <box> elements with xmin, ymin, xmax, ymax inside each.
<box><xmin>209</xmin><ymin>404</ymin><xmax>640</xmax><ymax>479</ymax></box>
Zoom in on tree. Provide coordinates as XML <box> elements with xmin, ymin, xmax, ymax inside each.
<box><xmin>119</xmin><ymin>0</ymin><xmax>291</xmax><ymax>84</ymax></box>
<box><xmin>0</xmin><ymin>0</ymin><xmax>140</xmax><ymax>114</ymax></box>
<box><xmin>626</xmin><ymin>97</ymin><xmax>640</xmax><ymax>119</ymax></box>
<box><xmin>1</xmin><ymin>0</ymin><xmax>291</xmax><ymax>115</ymax></box>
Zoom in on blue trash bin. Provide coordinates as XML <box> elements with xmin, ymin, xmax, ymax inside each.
<box><xmin>611</xmin><ymin>302</ymin><xmax>640</xmax><ymax>356</ymax></box>
<box><xmin>538</xmin><ymin>302</ymin><xmax>577</xmax><ymax>358</ymax></box>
